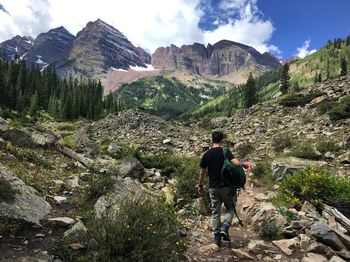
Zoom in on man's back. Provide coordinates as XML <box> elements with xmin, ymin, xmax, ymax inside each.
<box><xmin>200</xmin><ymin>147</ymin><xmax>234</xmax><ymax>188</ymax></box>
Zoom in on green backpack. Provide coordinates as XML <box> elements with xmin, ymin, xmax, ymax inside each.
<box><xmin>220</xmin><ymin>147</ymin><xmax>246</xmax><ymax>189</ymax></box>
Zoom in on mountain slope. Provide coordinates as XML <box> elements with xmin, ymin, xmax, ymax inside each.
<box><xmin>112</xmin><ymin>75</ymin><xmax>225</xmax><ymax>119</ymax></box>
<box><xmin>57</xmin><ymin>19</ymin><xmax>151</xmax><ymax>78</ymax></box>
<box><xmin>0</xmin><ymin>35</ymin><xmax>33</xmax><ymax>61</ymax></box>
<box><xmin>152</xmin><ymin>40</ymin><xmax>281</xmax><ymax>84</ymax></box>
<box><xmin>26</xmin><ymin>27</ymin><xmax>75</xmax><ymax>71</ymax></box>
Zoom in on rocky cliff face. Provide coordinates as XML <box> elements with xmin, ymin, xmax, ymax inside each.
<box><xmin>58</xmin><ymin>19</ymin><xmax>151</xmax><ymax>77</ymax></box>
<box><xmin>0</xmin><ymin>35</ymin><xmax>33</xmax><ymax>61</ymax></box>
<box><xmin>152</xmin><ymin>40</ymin><xmax>281</xmax><ymax>83</ymax></box>
<box><xmin>26</xmin><ymin>27</ymin><xmax>75</xmax><ymax>71</ymax></box>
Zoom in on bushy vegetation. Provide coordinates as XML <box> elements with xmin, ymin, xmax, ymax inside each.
<box><xmin>139</xmin><ymin>154</ymin><xmax>201</xmax><ymax>200</ymax></box>
<box><xmin>289</xmin><ymin>144</ymin><xmax>321</xmax><ymax>160</ymax></box>
<box><xmin>274</xmin><ymin>167</ymin><xmax>350</xmax><ymax>217</ymax></box>
<box><xmin>0</xmin><ymin>176</ymin><xmax>17</xmax><ymax>202</ymax></box>
<box><xmin>272</xmin><ymin>133</ymin><xmax>293</xmax><ymax>152</ymax></box>
<box><xmin>260</xmin><ymin>220</ymin><xmax>279</xmax><ymax>240</ymax></box>
<box><xmin>253</xmin><ymin>161</ymin><xmax>272</xmax><ymax>179</ymax></box>
<box><xmin>316</xmin><ymin>139</ymin><xmax>341</xmax><ymax>154</ymax></box>
<box><xmin>235</xmin><ymin>142</ymin><xmax>254</xmax><ymax>158</ymax></box>
<box><xmin>90</xmin><ymin>196</ymin><xmax>185</xmax><ymax>261</ymax></box>
<box><xmin>83</xmin><ymin>172</ymin><xmax>115</xmax><ymax>204</ymax></box>
<box><xmin>279</xmin><ymin>92</ymin><xmax>325</xmax><ymax>107</ymax></box>
<box><xmin>328</xmin><ymin>96</ymin><xmax>350</xmax><ymax>120</ymax></box>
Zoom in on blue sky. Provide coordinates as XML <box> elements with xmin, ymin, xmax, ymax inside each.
<box><xmin>0</xmin><ymin>0</ymin><xmax>350</xmax><ymax>59</ymax></box>
<box><xmin>198</xmin><ymin>0</ymin><xmax>350</xmax><ymax>59</ymax></box>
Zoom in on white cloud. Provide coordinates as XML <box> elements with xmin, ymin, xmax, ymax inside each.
<box><xmin>204</xmin><ymin>0</ymin><xmax>280</xmax><ymax>54</ymax></box>
<box><xmin>295</xmin><ymin>39</ymin><xmax>317</xmax><ymax>58</ymax></box>
<box><xmin>0</xmin><ymin>0</ymin><xmax>280</xmax><ymax>55</ymax></box>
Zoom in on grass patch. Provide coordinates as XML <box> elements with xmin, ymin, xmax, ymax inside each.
<box><xmin>56</xmin><ymin>123</ymin><xmax>77</xmax><ymax>131</ymax></box>
<box><xmin>316</xmin><ymin>139</ymin><xmax>341</xmax><ymax>154</ymax></box>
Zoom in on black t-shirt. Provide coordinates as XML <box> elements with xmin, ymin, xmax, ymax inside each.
<box><xmin>200</xmin><ymin>147</ymin><xmax>234</xmax><ymax>188</ymax></box>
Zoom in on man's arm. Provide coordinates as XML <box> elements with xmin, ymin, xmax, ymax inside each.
<box><xmin>198</xmin><ymin>168</ymin><xmax>206</xmax><ymax>194</ymax></box>
<box><xmin>231</xmin><ymin>158</ymin><xmax>240</xmax><ymax>166</ymax></box>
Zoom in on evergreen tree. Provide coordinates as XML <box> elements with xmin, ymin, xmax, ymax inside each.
<box><xmin>244</xmin><ymin>72</ymin><xmax>258</xmax><ymax>108</ymax></box>
<box><xmin>340</xmin><ymin>57</ymin><xmax>348</xmax><ymax>76</ymax></box>
<box><xmin>29</xmin><ymin>92</ymin><xmax>39</xmax><ymax>116</ymax></box>
<box><xmin>280</xmin><ymin>63</ymin><xmax>290</xmax><ymax>94</ymax></box>
<box><xmin>346</xmin><ymin>36</ymin><xmax>350</xmax><ymax>46</ymax></box>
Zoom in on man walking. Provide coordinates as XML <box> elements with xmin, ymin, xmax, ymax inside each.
<box><xmin>198</xmin><ymin>131</ymin><xmax>240</xmax><ymax>246</ymax></box>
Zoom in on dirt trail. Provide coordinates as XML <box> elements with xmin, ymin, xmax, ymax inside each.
<box><xmin>183</xmin><ymin>177</ymin><xmax>291</xmax><ymax>262</ymax></box>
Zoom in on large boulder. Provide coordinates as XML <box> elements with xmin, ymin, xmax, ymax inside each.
<box><xmin>116</xmin><ymin>157</ymin><xmax>145</xmax><ymax>180</ymax></box>
<box><xmin>74</xmin><ymin>130</ymin><xmax>99</xmax><ymax>156</ymax></box>
<box><xmin>0</xmin><ymin>165</ymin><xmax>51</xmax><ymax>226</ymax></box>
<box><xmin>272</xmin><ymin>157</ymin><xmax>327</xmax><ymax>180</ymax></box>
<box><xmin>0</xmin><ymin>116</ymin><xmax>10</xmax><ymax>132</ymax></box>
<box><xmin>94</xmin><ymin>177</ymin><xmax>150</xmax><ymax>219</ymax></box>
<box><xmin>1</xmin><ymin>127</ymin><xmax>57</xmax><ymax>148</ymax></box>
<box><xmin>310</xmin><ymin>223</ymin><xmax>346</xmax><ymax>251</ymax></box>
<box><xmin>247</xmin><ymin>202</ymin><xmax>287</xmax><ymax>235</ymax></box>
<box><xmin>2</xmin><ymin>128</ymin><xmax>36</xmax><ymax>148</ymax></box>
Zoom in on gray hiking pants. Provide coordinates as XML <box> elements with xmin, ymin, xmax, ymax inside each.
<box><xmin>209</xmin><ymin>187</ymin><xmax>236</xmax><ymax>234</ymax></box>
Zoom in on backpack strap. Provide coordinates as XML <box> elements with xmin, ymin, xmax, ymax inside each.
<box><xmin>223</xmin><ymin>147</ymin><xmax>244</xmax><ymax>226</ymax></box>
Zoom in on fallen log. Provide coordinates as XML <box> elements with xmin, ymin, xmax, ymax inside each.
<box><xmin>321</xmin><ymin>204</ymin><xmax>350</xmax><ymax>233</ymax></box>
<box><xmin>56</xmin><ymin>144</ymin><xmax>93</xmax><ymax>168</ymax></box>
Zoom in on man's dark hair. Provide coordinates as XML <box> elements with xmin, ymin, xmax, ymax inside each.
<box><xmin>212</xmin><ymin>131</ymin><xmax>224</xmax><ymax>143</ymax></box>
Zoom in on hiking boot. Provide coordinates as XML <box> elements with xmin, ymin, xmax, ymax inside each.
<box><xmin>220</xmin><ymin>224</ymin><xmax>230</xmax><ymax>241</ymax></box>
<box><xmin>213</xmin><ymin>233</ymin><xmax>221</xmax><ymax>246</ymax></box>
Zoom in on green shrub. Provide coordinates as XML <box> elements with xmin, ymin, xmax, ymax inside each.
<box><xmin>328</xmin><ymin>96</ymin><xmax>350</xmax><ymax>120</ymax></box>
<box><xmin>0</xmin><ymin>176</ymin><xmax>17</xmax><ymax>202</ymax></box>
<box><xmin>280</xmin><ymin>92</ymin><xmax>324</xmax><ymax>107</ymax></box>
<box><xmin>253</xmin><ymin>161</ymin><xmax>272</xmax><ymax>179</ymax></box>
<box><xmin>83</xmin><ymin>173</ymin><xmax>115</xmax><ymax>204</ymax></box>
<box><xmin>260</xmin><ymin>219</ymin><xmax>278</xmax><ymax>240</ymax></box>
<box><xmin>236</xmin><ymin>142</ymin><xmax>254</xmax><ymax>158</ymax></box>
<box><xmin>274</xmin><ymin>167</ymin><xmax>350</xmax><ymax>215</ymax></box>
<box><xmin>91</xmin><ymin>196</ymin><xmax>185</xmax><ymax>261</ymax></box>
<box><xmin>272</xmin><ymin>133</ymin><xmax>293</xmax><ymax>152</ymax></box>
<box><xmin>290</xmin><ymin>144</ymin><xmax>321</xmax><ymax>160</ymax></box>
<box><xmin>277</xmin><ymin>207</ymin><xmax>300</xmax><ymax>222</ymax></box>
<box><xmin>316</xmin><ymin>139</ymin><xmax>341</xmax><ymax>154</ymax></box>
<box><xmin>317</xmin><ymin>100</ymin><xmax>336</xmax><ymax>115</ymax></box>
<box><xmin>59</xmin><ymin>135</ymin><xmax>75</xmax><ymax>149</ymax></box>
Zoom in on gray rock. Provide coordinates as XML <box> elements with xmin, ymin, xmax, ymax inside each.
<box><xmin>192</xmin><ymin>198</ymin><xmax>208</xmax><ymax>215</ymax></box>
<box><xmin>107</xmin><ymin>143</ymin><xmax>123</xmax><ymax>156</ymax></box>
<box><xmin>1</xmin><ymin>251</ymin><xmax>60</xmax><ymax>262</ymax></box>
<box><xmin>94</xmin><ymin>177</ymin><xmax>150</xmax><ymax>219</ymax></box>
<box><xmin>0</xmin><ymin>117</ymin><xmax>10</xmax><ymax>132</ymax></box>
<box><xmin>247</xmin><ymin>202</ymin><xmax>287</xmax><ymax>235</ymax></box>
<box><xmin>25</xmin><ymin>127</ymin><xmax>57</xmax><ymax>148</ymax></box>
<box><xmin>338</xmin><ymin>151</ymin><xmax>350</xmax><ymax>164</ymax></box>
<box><xmin>329</xmin><ymin>256</ymin><xmax>346</xmax><ymax>262</ymax></box>
<box><xmin>2</xmin><ymin>128</ymin><xmax>36</xmax><ymax>148</ymax></box>
<box><xmin>231</xmin><ymin>249</ymin><xmax>254</xmax><ymax>260</ymax></box>
<box><xmin>301</xmin><ymin>201</ymin><xmax>325</xmax><ymax>222</ymax></box>
<box><xmin>117</xmin><ymin>157</ymin><xmax>145</xmax><ymax>180</ymax></box>
<box><xmin>272</xmin><ymin>237</ymin><xmax>299</xmax><ymax>255</ymax></box>
<box><xmin>271</xmin><ymin>157</ymin><xmax>327</xmax><ymax>180</ymax></box>
<box><xmin>301</xmin><ymin>253</ymin><xmax>328</xmax><ymax>262</ymax></box>
<box><xmin>63</xmin><ymin>220</ymin><xmax>88</xmax><ymax>242</ymax></box>
<box><xmin>48</xmin><ymin>217</ymin><xmax>75</xmax><ymax>227</ymax></box>
<box><xmin>0</xmin><ymin>165</ymin><xmax>51</xmax><ymax>226</ymax></box>
<box><xmin>74</xmin><ymin>130</ymin><xmax>99</xmax><ymax>156</ymax></box>
<box><xmin>310</xmin><ymin>223</ymin><xmax>346</xmax><ymax>251</ymax></box>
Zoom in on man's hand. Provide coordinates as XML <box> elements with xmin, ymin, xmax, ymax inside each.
<box><xmin>198</xmin><ymin>185</ymin><xmax>205</xmax><ymax>194</ymax></box>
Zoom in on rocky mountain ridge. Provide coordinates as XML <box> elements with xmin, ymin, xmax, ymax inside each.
<box><xmin>152</xmin><ymin>40</ymin><xmax>281</xmax><ymax>84</ymax></box>
<box><xmin>0</xmin><ymin>20</ymin><xmax>281</xmax><ymax>90</ymax></box>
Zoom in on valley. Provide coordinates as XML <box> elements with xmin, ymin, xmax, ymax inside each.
<box><xmin>0</xmin><ymin>15</ymin><xmax>350</xmax><ymax>262</ymax></box>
